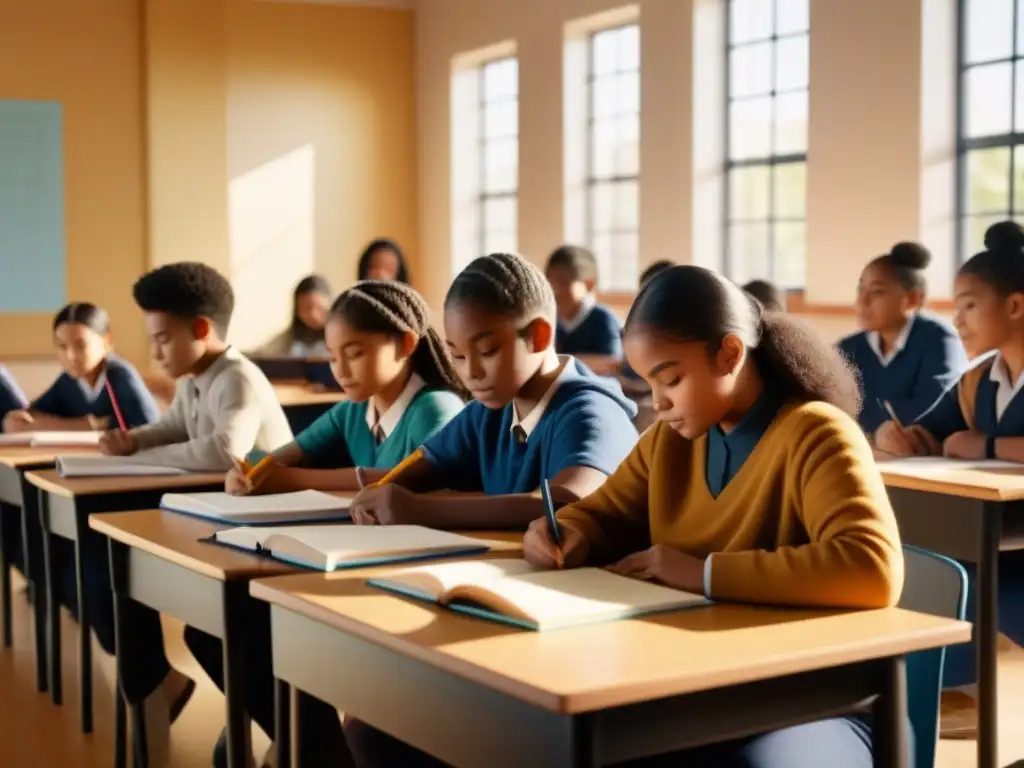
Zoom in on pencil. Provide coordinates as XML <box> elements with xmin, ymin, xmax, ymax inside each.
<box><xmin>367</xmin><ymin>448</ymin><xmax>424</xmax><ymax>490</ymax></box>
<box><xmin>881</xmin><ymin>400</ymin><xmax>904</xmax><ymax>430</ymax></box>
<box><xmin>246</xmin><ymin>455</ymin><xmax>275</xmax><ymax>483</ymax></box>
<box><xmin>104</xmin><ymin>378</ymin><xmax>128</xmax><ymax>432</ymax></box>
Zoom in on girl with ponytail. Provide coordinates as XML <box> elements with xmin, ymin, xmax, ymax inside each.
<box><xmin>225</xmin><ymin>280</ymin><xmax>467</xmax><ymax>495</ymax></box>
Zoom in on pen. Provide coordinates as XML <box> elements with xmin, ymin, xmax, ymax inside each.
<box><xmin>541</xmin><ymin>478</ymin><xmax>562</xmax><ymax>546</ymax></box>
<box><xmin>881</xmin><ymin>400</ymin><xmax>905</xmax><ymax>430</ymax></box>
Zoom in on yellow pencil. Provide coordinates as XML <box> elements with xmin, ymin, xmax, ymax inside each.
<box><xmin>367</xmin><ymin>448</ymin><xmax>424</xmax><ymax>490</ymax></box>
<box><xmin>246</xmin><ymin>455</ymin><xmax>275</xmax><ymax>483</ymax></box>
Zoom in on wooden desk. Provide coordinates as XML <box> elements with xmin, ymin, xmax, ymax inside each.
<box><xmin>89</xmin><ymin>509</ymin><xmax>520</xmax><ymax>768</ymax></box>
<box><xmin>0</xmin><ymin>447</ymin><xmax>97</xmax><ymax>691</ymax></box>
<box><xmin>880</xmin><ymin>463</ymin><xmax>1024</xmax><ymax>768</ymax></box>
<box><xmin>252</xmin><ymin>570</ymin><xmax>968</xmax><ymax>768</ymax></box>
<box><xmin>24</xmin><ymin>469</ymin><xmax>222</xmax><ymax>735</ymax></box>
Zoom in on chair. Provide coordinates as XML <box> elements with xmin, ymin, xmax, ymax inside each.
<box><xmin>898</xmin><ymin>545</ymin><xmax>969</xmax><ymax>768</ymax></box>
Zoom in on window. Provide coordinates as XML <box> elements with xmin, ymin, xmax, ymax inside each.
<box><xmin>586</xmin><ymin>23</ymin><xmax>640</xmax><ymax>291</ymax></box>
<box><xmin>725</xmin><ymin>0</ymin><xmax>809</xmax><ymax>288</ymax></box>
<box><xmin>957</xmin><ymin>0</ymin><xmax>1024</xmax><ymax>259</ymax></box>
<box><xmin>478</xmin><ymin>57</ymin><xmax>519</xmax><ymax>256</ymax></box>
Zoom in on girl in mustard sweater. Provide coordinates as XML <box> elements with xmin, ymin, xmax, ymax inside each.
<box><xmin>519</xmin><ymin>265</ymin><xmax>905</xmax><ymax>768</ymax></box>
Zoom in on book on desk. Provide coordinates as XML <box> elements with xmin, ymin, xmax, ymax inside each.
<box><xmin>162</xmin><ymin>489</ymin><xmax>352</xmax><ymax>525</ymax></box>
<box><xmin>0</xmin><ymin>431</ymin><xmax>102</xmax><ymax>448</ymax></box>
<box><xmin>369</xmin><ymin>558</ymin><xmax>710</xmax><ymax>631</ymax></box>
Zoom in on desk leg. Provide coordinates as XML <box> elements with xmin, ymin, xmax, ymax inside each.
<box><xmin>978</xmin><ymin>503</ymin><xmax>1002</xmax><ymax>768</ymax></box>
<box><xmin>293</xmin><ymin>688</ymin><xmax>317</xmax><ymax>768</ymax></box>
<box><xmin>109</xmin><ymin>539</ymin><xmax>147</xmax><ymax>768</ymax></box>
<box><xmin>21</xmin><ymin>479</ymin><xmax>47</xmax><ymax>692</ymax></box>
<box><xmin>39</xmin><ymin>490</ymin><xmax>62</xmax><ymax>706</ymax></box>
<box><xmin>275</xmin><ymin>679</ymin><xmax>291</xmax><ymax>768</ymax></box>
<box><xmin>221</xmin><ymin>581</ymin><xmax>252</xmax><ymax>768</ymax></box>
<box><xmin>872</xmin><ymin>656</ymin><xmax>908</xmax><ymax>768</ymax></box>
<box><xmin>1</xmin><ymin>503</ymin><xmax>12</xmax><ymax>649</ymax></box>
<box><xmin>75</xmin><ymin>512</ymin><xmax>93</xmax><ymax>734</ymax></box>
<box><xmin>571</xmin><ymin>714</ymin><xmax>595</xmax><ymax>768</ymax></box>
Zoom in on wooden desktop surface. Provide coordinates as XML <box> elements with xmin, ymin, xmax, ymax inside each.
<box><xmin>272</xmin><ymin>381</ymin><xmax>345</xmax><ymax>408</ymax></box>
<box><xmin>878</xmin><ymin>461</ymin><xmax>1024</xmax><ymax>502</ymax></box>
<box><xmin>90</xmin><ymin>508</ymin><xmax>523</xmax><ymax>582</ymax></box>
<box><xmin>23</xmin><ymin>468</ymin><xmax>224</xmax><ymax>499</ymax></box>
<box><xmin>251</xmin><ymin>569</ymin><xmax>970</xmax><ymax>715</ymax></box>
<box><xmin>0</xmin><ymin>446</ymin><xmax>98</xmax><ymax>469</ymax></box>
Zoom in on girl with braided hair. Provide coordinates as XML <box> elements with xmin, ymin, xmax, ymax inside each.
<box><xmin>225</xmin><ymin>279</ymin><xmax>466</xmax><ymax>495</ymax></box>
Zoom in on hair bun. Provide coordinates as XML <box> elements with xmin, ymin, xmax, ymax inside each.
<box><xmin>888</xmin><ymin>242</ymin><xmax>931</xmax><ymax>270</ymax></box>
<box><xmin>984</xmin><ymin>220</ymin><xmax>1024</xmax><ymax>254</ymax></box>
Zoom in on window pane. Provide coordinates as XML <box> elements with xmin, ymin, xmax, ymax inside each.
<box><xmin>591</xmin><ymin>118</ymin><xmax>616</xmax><ymax>178</ymax></box>
<box><xmin>483</xmin><ymin>196</ymin><xmax>516</xmax><ymax>235</ymax></box>
<box><xmin>1018</xmin><ymin>0</ymin><xmax>1024</xmax><ymax>55</ymax></box>
<box><xmin>1015</xmin><ymin>146</ymin><xmax>1024</xmax><ymax>212</ymax></box>
<box><xmin>773</xmin><ymin>162</ymin><xmax>807</xmax><ymax>219</ymax></box>
<box><xmin>613</xmin><ymin>114</ymin><xmax>639</xmax><ymax>175</ymax></box>
<box><xmin>965</xmin><ymin>62</ymin><xmax>1013</xmax><ymax>137</ymax></box>
<box><xmin>590</xmin><ymin>184</ymin><xmax>613</xmax><ymax>230</ymax></box>
<box><xmin>609</xmin><ymin>232</ymin><xmax>639</xmax><ymax>290</ymax></box>
<box><xmin>1016</xmin><ymin>60</ymin><xmax>1024</xmax><ymax>132</ymax></box>
<box><xmin>730</xmin><ymin>42</ymin><xmax>773</xmax><ymax>98</ymax></box>
<box><xmin>966</xmin><ymin>0</ymin><xmax>1014</xmax><ymax>64</ymax></box>
<box><xmin>776</xmin><ymin>0</ymin><xmax>809</xmax><ymax>36</ymax></box>
<box><xmin>729</xmin><ymin>165</ymin><xmax>771</xmax><ymax>220</ymax></box>
<box><xmin>484</xmin><ymin>101</ymin><xmax>517</xmax><ymax>140</ymax></box>
<box><xmin>593</xmin><ymin>76</ymin><xmax>621</xmax><ymax>118</ymax></box>
<box><xmin>774</xmin><ymin>91</ymin><xmax>808</xmax><ymax>154</ymax></box>
<box><xmin>612</xmin><ymin>180</ymin><xmax>639</xmax><ymax>230</ymax></box>
<box><xmin>590</xmin><ymin>232</ymin><xmax>613</xmax><ymax>285</ymax></box>
<box><xmin>773</xmin><ymin>221</ymin><xmax>806</xmax><ymax>288</ymax></box>
<box><xmin>483</xmin><ymin>59</ymin><xmax>517</xmax><ymax>102</ymax></box>
<box><xmin>963</xmin><ymin>214</ymin><xmax>1008</xmax><ymax>258</ymax></box>
<box><xmin>483</xmin><ymin>227</ymin><xmax>516</xmax><ymax>258</ymax></box>
<box><xmin>965</xmin><ymin>147</ymin><xmax>1011</xmax><ymax>214</ymax></box>
<box><xmin>617</xmin><ymin>25</ymin><xmax>640</xmax><ymax>71</ymax></box>
<box><xmin>615</xmin><ymin>72</ymin><xmax>640</xmax><ymax>116</ymax></box>
<box><xmin>775</xmin><ymin>35</ymin><xmax>808</xmax><ymax>92</ymax></box>
<box><xmin>730</xmin><ymin>0</ymin><xmax>773</xmax><ymax>45</ymax></box>
<box><xmin>483</xmin><ymin>138</ymin><xmax>517</xmax><ymax>193</ymax></box>
<box><xmin>592</xmin><ymin>29</ymin><xmax>619</xmax><ymax>76</ymax></box>
<box><xmin>729</xmin><ymin>222</ymin><xmax>771</xmax><ymax>285</ymax></box>
<box><xmin>730</xmin><ymin>96</ymin><xmax>773</xmax><ymax>159</ymax></box>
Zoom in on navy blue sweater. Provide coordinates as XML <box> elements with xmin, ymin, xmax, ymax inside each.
<box><xmin>838</xmin><ymin>314</ymin><xmax>966</xmax><ymax>434</ymax></box>
<box><xmin>0</xmin><ymin>366</ymin><xmax>28</xmax><ymax>423</ymax></box>
<box><xmin>555</xmin><ymin>303</ymin><xmax>623</xmax><ymax>359</ymax></box>
<box><xmin>30</xmin><ymin>355</ymin><xmax>160</xmax><ymax>429</ymax></box>
<box><xmin>917</xmin><ymin>354</ymin><xmax>1024</xmax><ymax>441</ymax></box>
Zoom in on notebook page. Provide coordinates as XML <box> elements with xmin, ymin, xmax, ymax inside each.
<box><xmin>165</xmin><ymin>490</ymin><xmax>352</xmax><ymax>518</ymax></box>
<box><xmin>258</xmin><ymin>525</ymin><xmax>485</xmax><ymax>560</ymax></box>
<box><xmin>379</xmin><ymin>558</ymin><xmax>537</xmax><ymax>597</ymax></box>
<box><xmin>876</xmin><ymin>457</ymin><xmax>1024</xmax><ymax>474</ymax></box>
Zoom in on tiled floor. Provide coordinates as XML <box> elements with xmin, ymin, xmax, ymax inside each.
<box><xmin>0</xmin><ymin>571</ymin><xmax>1021</xmax><ymax>767</ymax></box>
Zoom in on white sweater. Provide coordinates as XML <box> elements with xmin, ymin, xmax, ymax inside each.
<box><xmin>125</xmin><ymin>348</ymin><xmax>293</xmax><ymax>472</ymax></box>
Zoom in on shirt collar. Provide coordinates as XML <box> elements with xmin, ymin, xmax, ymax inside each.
<box><xmin>365</xmin><ymin>372</ymin><xmax>426</xmax><ymax>440</ymax></box>
<box><xmin>710</xmin><ymin>389</ymin><xmax>782</xmax><ymax>456</ymax></box>
<box><xmin>193</xmin><ymin>347</ymin><xmax>240</xmax><ymax>393</ymax></box>
<box><xmin>866</xmin><ymin>315</ymin><xmax>915</xmax><ymax>366</ymax></box>
<box><xmin>76</xmin><ymin>368</ymin><xmax>107</xmax><ymax>401</ymax></box>
<box><xmin>560</xmin><ymin>295</ymin><xmax>597</xmax><ymax>334</ymax></box>
<box><xmin>511</xmin><ymin>355</ymin><xmax>576</xmax><ymax>439</ymax></box>
<box><xmin>988</xmin><ymin>353</ymin><xmax>1024</xmax><ymax>392</ymax></box>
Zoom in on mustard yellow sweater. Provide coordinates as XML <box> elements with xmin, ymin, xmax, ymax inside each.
<box><xmin>558</xmin><ymin>401</ymin><xmax>904</xmax><ymax>609</ymax></box>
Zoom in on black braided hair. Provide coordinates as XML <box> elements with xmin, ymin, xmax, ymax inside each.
<box><xmin>960</xmin><ymin>220</ymin><xmax>1024</xmax><ymax>295</ymax></box>
<box><xmin>444</xmin><ymin>252</ymin><xmax>557</xmax><ymax>321</ymax></box>
<box><xmin>331</xmin><ymin>281</ymin><xmax>469</xmax><ymax>400</ymax></box>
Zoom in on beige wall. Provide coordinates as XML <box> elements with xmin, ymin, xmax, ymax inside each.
<box><xmin>415</xmin><ymin>0</ymin><xmax>957</xmax><ymax>341</ymax></box>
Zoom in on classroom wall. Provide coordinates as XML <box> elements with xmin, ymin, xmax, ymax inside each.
<box><xmin>414</xmin><ymin>0</ymin><xmax>956</xmax><ymax>341</ymax></box>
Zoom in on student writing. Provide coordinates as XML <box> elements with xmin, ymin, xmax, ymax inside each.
<box><xmin>357</xmin><ymin>238</ymin><xmax>411</xmax><ymax>283</ymax></box>
<box><xmin>256</xmin><ymin>274</ymin><xmax>333</xmax><ymax>357</ymax></box>
<box><xmin>839</xmin><ymin>242</ymin><xmax>965</xmax><ymax>435</ymax></box>
<box><xmin>545</xmin><ymin>244</ymin><xmax>624</xmax><ymax>376</ymax></box>
<box><xmin>875</xmin><ymin>221</ymin><xmax>1024</xmax><ymax>737</ymax></box>
<box><xmin>0</xmin><ymin>365</ymin><xmax>28</xmax><ymax>425</ymax></box>
<box><xmin>2</xmin><ymin>303</ymin><xmax>159</xmax><ymax>434</ymax></box>
<box><xmin>226</xmin><ymin>280</ymin><xmax>466</xmax><ymax>495</ymax></box>
<box><xmin>347</xmin><ymin>251</ymin><xmax>639</xmax><ymax>529</ymax></box>
<box><xmin>99</xmin><ymin>262</ymin><xmax>293</xmax><ymax>471</ymax></box>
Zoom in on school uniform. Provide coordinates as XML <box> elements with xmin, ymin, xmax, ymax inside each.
<box><xmin>838</xmin><ymin>313</ymin><xmax>966</xmax><ymax>434</ymax></box>
<box><xmin>30</xmin><ymin>354</ymin><xmax>160</xmax><ymax>429</ymax></box>
<box><xmin>0</xmin><ymin>365</ymin><xmax>28</xmax><ymax>423</ymax></box>
<box><xmin>183</xmin><ymin>374</ymin><xmax>465</xmax><ymax>762</ymax></box>
<box><xmin>916</xmin><ymin>353</ymin><xmax>1024</xmax><ymax>688</ymax></box>
<box><xmin>555</xmin><ymin>295</ymin><xmax>623</xmax><ymax>360</ymax></box>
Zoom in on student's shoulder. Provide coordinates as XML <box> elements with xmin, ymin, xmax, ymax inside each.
<box><xmin>837</xmin><ymin>330</ymin><xmax>867</xmax><ymax>354</ymax></box>
<box><xmin>589</xmin><ymin>302</ymin><xmax>622</xmax><ymax>328</ymax></box>
<box><xmin>773</xmin><ymin>400</ymin><xmax>869</xmax><ymax>451</ymax></box>
<box><xmin>409</xmin><ymin>388</ymin><xmax>466</xmax><ymax>418</ymax></box>
<box><xmin>912</xmin><ymin>312</ymin><xmax>959</xmax><ymax>341</ymax></box>
<box><xmin>104</xmin><ymin>355</ymin><xmax>147</xmax><ymax>385</ymax></box>
<box><xmin>547</xmin><ymin>375</ymin><xmax>638</xmax><ymax>426</ymax></box>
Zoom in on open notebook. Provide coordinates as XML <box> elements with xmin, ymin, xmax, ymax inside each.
<box><xmin>209</xmin><ymin>524</ymin><xmax>490</xmax><ymax>571</ymax></box>
<box><xmin>368</xmin><ymin>559</ymin><xmax>710</xmax><ymax>631</ymax></box>
<box><xmin>56</xmin><ymin>455</ymin><xmax>190</xmax><ymax>478</ymax></box>
<box><xmin>0</xmin><ymin>431</ymin><xmax>102</xmax><ymax>448</ymax></box>
<box><xmin>162</xmin><ymin>490</ymin><xmax>352</xmax><ymax>525</ymax></box>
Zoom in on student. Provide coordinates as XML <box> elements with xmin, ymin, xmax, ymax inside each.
<box><xmin>346</xmin><ymin>251</ymin><xmax>639</xmax><ymax>529</ymax></box>
<box><xmin>545</xmin><ymin>244</ymin><xmax>623</xmax><ymax>375</ymax></box>
<box><xmin>226</xmin><ymin>280</ymin><xmax>466</xmax><ymax>494</ymax></box>
<box><xmin>357</xmin><ymin>238</ymin><xmax>411</xmax><ymax>284</ymax></box>
<box><xmin>257</xmin><ymin>274</ymin><xmax>333</xmax><ymax>357</ymax></box>
<box><xmin>0</xmin><ymin>366</ymin><xmax>27</xmax><ymax>425</ymax></box>
<box><xmin>639</xmin><ymin>259</ymin><xmax>675</xmax><ymax>289</ymax></box>
<box><xmin>838</xmin><ymin>242</ymin><xmax>965</xmax><ymax>435</ymax></box>
<box><xmin>743</xmin><ymin>279</ymin><xmax>785</xmax><ymax>312</ymax></box>
<box><xmin>1</xmin><ymin>303</ymin><xmax>159</xmax><ymax>434</ymax></box>
<box><xmin>875</xmin><ymin>221</ymin><xmax>1024</xmax><ymax>738</ymax></box>
<box><xmin>621</xmin><ymin>260</ymin><xmax>675</xmax><ymax>429</ymax></box>
<box><xmin>99</xmin><ymin>261</ymin><xmax>293</xmax><ymax>470</ymax></box>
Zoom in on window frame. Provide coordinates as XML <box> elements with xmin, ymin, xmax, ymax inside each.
<box><xmin>477</xmin><ymin>55</ymin><xmax>519</xmax><ymax>257</ymax></box>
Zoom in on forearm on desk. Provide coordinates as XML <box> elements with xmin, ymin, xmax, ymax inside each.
<box><xmin>994</xmin><ymin>437</ymin><xmax>1024</xmax><ymax>463</ymax></box>
<box><xmin>416</xmin><ymin>493</ymin><xmax>545</xmax><ymax>530</ymax></box>
<box><xmin>26</xmin><ymin>413</ymin><xmax>100</xmax><ymax>431</ymax></box>
<box><xmin>258</xmin><ymin>466</ymin><xmax>384</xmax><ymax>494</ymax></box>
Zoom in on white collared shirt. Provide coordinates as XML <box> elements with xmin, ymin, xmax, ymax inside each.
<box><xmin>989</xmin><ymin>354</ymin><xmax>1024</xmax><ymax>421</ymax></box>
<box><xmin>510</xmin><ymin>356</ymin><xmax>575</xmax><ymax>440</ymax></box>
<box><xmin>365</xmin><ymin>373</ymin><xmax>426</xmax><ymax>441</ymax></box>
<box><xmin>866</xmin><ymin>315</ymin><xmax>915</xmax><ymax>367</ymax></box>
<box><xmin>559</xmin><ymin>295</ymin><xmax>597</xmax><ymax>335</ymax></box>
<box><xmin>76</xmin><ymin>369</ymin><xmax>107</xmax><ymax>403</ymax></box>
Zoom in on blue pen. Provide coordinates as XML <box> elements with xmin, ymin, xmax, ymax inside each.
<box><xmin>541</xmin><ymin>479</ymin><xmax>562</xmax><ymax>546</ymax></box>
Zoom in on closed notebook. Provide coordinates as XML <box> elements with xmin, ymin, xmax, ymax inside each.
<box><xmin>162</xmin><ymin>489</ymin><xmax>352</xmax><ymax>525</ymax></box>
<box><xmin>0</xmin><ymin>431</ymin><xmax>102</xmax><ymax>448</ymax></box>
<box><xmin>368</xmin><ymin>559</ymin><xmax>710</xmax><ymax>631</ymax></box>
<box><xmin>56</xmin><ymin>455</ymin><xmax>189</xmax><ymax>478</ymax></box>
<box><xmin>210</xmin><ymin>524</ymin><xmax>490</xmax><ymax>571</ymax></box>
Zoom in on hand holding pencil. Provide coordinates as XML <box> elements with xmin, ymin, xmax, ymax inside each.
<box><xmin>225</xmin><ymin>455</ymin><xmax>276</xmax><ymax>496</ymax></box>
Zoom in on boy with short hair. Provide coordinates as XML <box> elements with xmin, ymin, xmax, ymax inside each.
<box><xmin>101</xmin><ymin>261</ymin><xmax>293</xmax><ymax>468</ymax></box>
<box><xmin>544</xmin><ymin>245</ymin><xmax>623</xmax><ymax>376</ymax></box>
